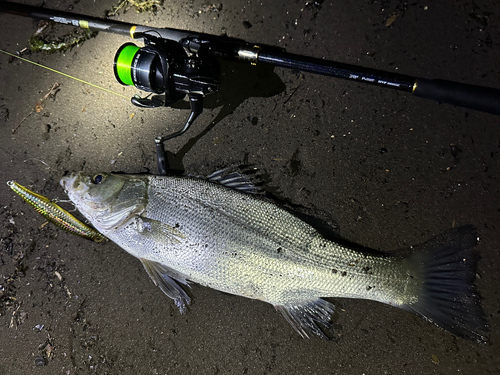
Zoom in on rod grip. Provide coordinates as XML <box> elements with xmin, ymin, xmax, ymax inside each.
<box><xmin>413</xmin><ymin>78</ymin><xmax>500</xmax><ymax>115</ymax></box>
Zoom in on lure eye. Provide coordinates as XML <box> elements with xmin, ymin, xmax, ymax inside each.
<box><xmin>92</xmin><ymin>174</ymin><xmax>106</xmax><ymax>184</ymax></box>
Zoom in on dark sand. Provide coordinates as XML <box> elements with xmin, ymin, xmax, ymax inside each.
<box><xmin>0</xmin><ymin>0</ymin><xmax>499</xmax><ymax>374</ymax></box>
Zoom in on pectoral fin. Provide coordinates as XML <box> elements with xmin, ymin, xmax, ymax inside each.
<box><xmin>140</xmin><ymin>258</ymin><xmax>191</xmax><ymax>314</ymax></box>
<box><xmin>134</xmin><ymin>216</ymin><xmax>186</xmax><ymax>245</ymax></box>
<box><xmin>275</xmin><ymin>299</ymin><xmax>335</xmax><ymax>339</ymax></box>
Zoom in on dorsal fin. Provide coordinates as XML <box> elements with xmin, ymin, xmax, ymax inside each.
<box><xmin>206</xmin><ymin>167</ymin><xmax>260</xmax><ymax>194</ymax></box>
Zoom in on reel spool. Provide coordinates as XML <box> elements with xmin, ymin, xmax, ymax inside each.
<box><xmin>114</xmin><ymin>42</ymin><xmax>168</xmax><ymax>94</ymax></box>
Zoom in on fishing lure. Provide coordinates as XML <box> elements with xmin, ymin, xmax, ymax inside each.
<box><xmin>7</xmin><ymin>180</ymin><xmax>106</xmax><ymax>242</ymax></box>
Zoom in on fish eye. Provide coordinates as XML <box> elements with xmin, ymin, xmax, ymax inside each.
<box><xmin>91</xmin><ymin>174</ymin><xmax>107</xmax><ymax>184</ymax></box>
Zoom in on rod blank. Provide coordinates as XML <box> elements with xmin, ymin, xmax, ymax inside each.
<box><xmin>1</xmin><ymin>1</ymin><xmax>499</xmax><ymax>115</ymax></box>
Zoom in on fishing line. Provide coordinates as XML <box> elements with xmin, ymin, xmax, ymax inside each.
<box><xmin>0</xmin><ymin>48</ymin><xmax>129</xmax><ymax>99</ymax></box>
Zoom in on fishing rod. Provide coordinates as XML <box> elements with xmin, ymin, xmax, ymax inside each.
<box><xmin>1</xmin><ymin>1</ymin><xmax>500</xmax><ymax>175</ymax></box>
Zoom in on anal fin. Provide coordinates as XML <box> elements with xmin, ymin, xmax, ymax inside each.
<box><xmin>140</xmin><ymin>258</ymin><xmax>191</xmax><ymax>314</ymax></box>
<box><xmin>275</xmin><ymin>299</ymin><xmax>335</xmax><ymax>339</ymax></box>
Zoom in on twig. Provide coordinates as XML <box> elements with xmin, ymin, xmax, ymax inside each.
<box><xmin>12</xmin><ymin>83</ymin><xmax>60</xmax><ymax>134</ymax></box>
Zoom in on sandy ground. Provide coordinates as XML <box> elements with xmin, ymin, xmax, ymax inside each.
<box><xmin>1</xmin><ymin>0</ymin><xmax>500</xmax><ymax>374</ymax></box>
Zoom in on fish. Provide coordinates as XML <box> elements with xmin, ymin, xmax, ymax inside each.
<box><xmin>60</xmin><ymin>170</ymin><xmax>488</xmax><ymax>342</ymax></box>
<box><xmin>7</xmin><ymin>180</ymin><xmax>106</xmax><ymax>242</ymax></box>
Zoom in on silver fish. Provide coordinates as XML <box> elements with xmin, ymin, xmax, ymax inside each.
<box><xmin>60</xmin><ymin>170</ymin><xmax>488</xmax><ymax>342</ymax></box>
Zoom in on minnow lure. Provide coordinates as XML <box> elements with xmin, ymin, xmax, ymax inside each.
<box><xmin>7</xmin><ymin>180</ymin><xmax>106</xmax><ymax>242</ymax></box>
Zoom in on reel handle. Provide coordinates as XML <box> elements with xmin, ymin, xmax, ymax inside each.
<box><xmin>155</xmin><ymin>94</ymin><xmax>204</xmax><ymax>175</ymax></box>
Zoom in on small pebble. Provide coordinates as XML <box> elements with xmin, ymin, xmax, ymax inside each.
<box><xmin>34</xmin><ymin>356</ymin><xmax>46</xmax><ymax>366</ymax></box>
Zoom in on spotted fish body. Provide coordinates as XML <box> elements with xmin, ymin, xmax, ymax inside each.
<box><xmin>60</xmin><ymin>171</ymin><xmax>488</xmax><ymax>342</ymax></box>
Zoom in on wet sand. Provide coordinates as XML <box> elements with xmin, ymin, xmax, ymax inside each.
<box><xmin>0</xmin><ymin>0</ymin><xmax>499</xmax><ymax>374</ymax></box>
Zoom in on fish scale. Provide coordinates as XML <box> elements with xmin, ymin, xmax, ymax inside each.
<box><xmin>61</xmin><ymin>171</ymin><xmax>488</xmax><ymax>342</ymax></box>
<box><xmin>145</xmin><ymin>176</ymin><xmax>404</xmax><ymax>305</ymax></box>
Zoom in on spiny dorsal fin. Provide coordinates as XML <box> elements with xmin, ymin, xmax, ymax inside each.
<box><xmin>206</xmin><ymin>167</ymin><xmax>260</xmax><ymax>194</ymax></box>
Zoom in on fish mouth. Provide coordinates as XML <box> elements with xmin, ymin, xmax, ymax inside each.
<box><xmin>60</xmin><ymin>172</ymin><xmax>88</xmax><ymax>194</ymax></box>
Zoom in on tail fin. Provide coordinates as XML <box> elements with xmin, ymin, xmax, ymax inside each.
<box><xmin>402</xmin><ymin>226</ymin><xmax>488</xmax><ymax>343</ymax></box>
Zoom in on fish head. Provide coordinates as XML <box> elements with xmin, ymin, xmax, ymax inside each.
<box><xmin>60</xmin><ymin>172</ymin><xmax>147</xmax><ymax>232</ymax></box>
<box><xmin>61</xmin><ymin>172</ymin><xmax>125</xmax><ymax>207</ymax></box>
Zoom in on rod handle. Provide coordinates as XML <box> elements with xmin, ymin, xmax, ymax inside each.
<box><xmin>413</xmin><ymin>78</ymin><xmax>500</xmax><ymax>115</ymax></box>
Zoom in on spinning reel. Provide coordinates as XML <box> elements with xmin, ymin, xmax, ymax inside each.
<box><xmin>113</xmin><ymin>33</ymin><xmax>220</xmax><ymax>175</ymax></box>
<box><xmin>4</xmin><ymin>1</ymin><xmax>500</xmax><ymax>175</ymax></box>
